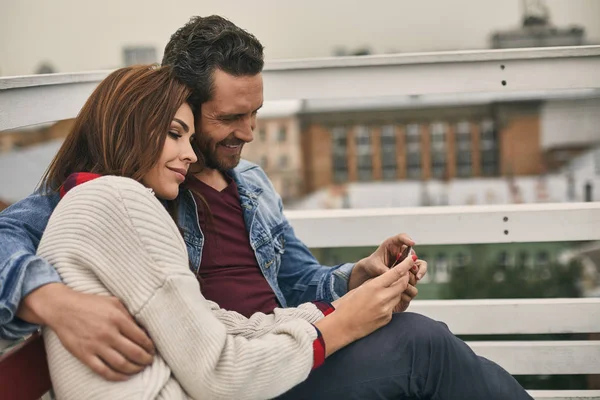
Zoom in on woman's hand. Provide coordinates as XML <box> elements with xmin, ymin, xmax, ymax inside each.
<box><xmin>317</xmin><ymin>255</ymin><xmax>416</xmax><ymax>356</ymax></box>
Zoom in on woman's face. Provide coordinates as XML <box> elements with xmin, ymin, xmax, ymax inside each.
<box><xmin>142</xmin><ymin>103</ymin><xmax>197</xmax><ymax>200</ymax></box>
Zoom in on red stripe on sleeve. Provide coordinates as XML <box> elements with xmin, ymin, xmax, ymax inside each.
<box><xmin>311</xmin><ymin>326</ymin><xmax>326</xmax><ymax>369</ymax></box>
<box><xmin>312</xmin><ymin>301</ymin><xmax>335</xmax><ymax>316</ymax></box>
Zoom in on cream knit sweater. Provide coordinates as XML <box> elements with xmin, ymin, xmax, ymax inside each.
<box><xmin>38</xmin><ymin>176</ymin><xmax>326</xmax><ymax>400</ymax></box>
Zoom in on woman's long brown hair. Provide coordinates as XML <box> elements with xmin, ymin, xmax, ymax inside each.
<box><xmin>42</xmin><ymin>65</ymin><xmax>192</xmax><ymax>191</ymax></box>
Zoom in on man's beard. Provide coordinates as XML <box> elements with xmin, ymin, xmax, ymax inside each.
<box><xmin>198</xmin><ymin>137</ymin><xmax>243</xmax><ymax>171</ymax></box>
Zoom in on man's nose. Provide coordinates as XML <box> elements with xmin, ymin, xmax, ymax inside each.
<box><xmin>236</xmin><ymin>115</ymin><xmax>254</xmax><ymax>143</ymax></box>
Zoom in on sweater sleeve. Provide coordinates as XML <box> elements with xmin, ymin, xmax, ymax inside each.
<box><xmin>207</xmin><ymin>300</ymin><xmax>334</xmax><ymax>339</ymax></box>
<box><xmin>37</xmin><ymin>176</ymin><xmax>319</xmax><ymax>400</ymax></box>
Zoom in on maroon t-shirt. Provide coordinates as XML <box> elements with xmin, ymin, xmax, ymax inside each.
<box><xmin>184</xmin><ymin>175</ymin><xmax>280</xmax><ymax>318</ymax></box>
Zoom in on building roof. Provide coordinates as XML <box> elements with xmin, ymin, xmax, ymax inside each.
<box><xmin>254</xmin><ymin>89</ymin><xmax>600</xmax><ymax>117</ymax></box>
<box><xmin>300</xmin><ymin>89</ymin><xmax>600</xmax><ymax>113</ymax></box>
<box><xmin>259</xmin><ymin>100</ymin><xmax>303</xmax><ymax>118</ymax></box>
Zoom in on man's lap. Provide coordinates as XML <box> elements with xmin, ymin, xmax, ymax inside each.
<box><xmin>277</xmin><ymin>312</ymin><xmax>531</xmax><ymax>400</ymax></box>
<box><xmin>277</xmin><ymin>313</ymin><xmax>442</xmax><ymax>399</ymax></box>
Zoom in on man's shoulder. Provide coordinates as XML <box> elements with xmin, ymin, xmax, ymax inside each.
<box><xmin>231</xmin><ymin>160</ymin><xmax>281</xmax><ymax>201</ymax></box>
<box><xmin>1</xmin><ymin>188</ymin><xmax>61</xmax><ymax>217</ymax></box>
<box><xmin>234</xmin><ymin>159</ymin><xmax>261</xmax><ymax>174</ymax></box>
<box><xmin>233</xmin><ymin>159</ymin><xmax>270</xmax><ymax>185</ymax></box>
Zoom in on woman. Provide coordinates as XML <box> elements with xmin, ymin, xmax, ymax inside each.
<box><xmin>38</xmin><ymin>65</ymin><xmax>416</xmax><ymax>399</ymax></box>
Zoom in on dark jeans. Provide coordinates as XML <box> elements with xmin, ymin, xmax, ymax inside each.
<box><xmin>277</xmin><ymin>312</ymin><xmax>533</xmax><ymax>400</ymax></box>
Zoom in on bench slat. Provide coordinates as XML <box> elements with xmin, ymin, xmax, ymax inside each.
<box><xmin>411</xmin><ymin>298</ymin><xmax>600</xmax><ymax>334</ymax></box>
<box><xmin>467</xmin><ymin>341</ymin><xmax>600</xmax><ymax>375</ymax></box>
<box><xmin>528</xmin><ymin>390</ymin><xmax>600</xmax><ymax>400</ymax></box>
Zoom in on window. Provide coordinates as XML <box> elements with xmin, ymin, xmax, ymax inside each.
<box><xmin>277</xmin><ymin>126</ymin><xmax>287</xmax><ymax>142</ymax></box>
<box><xmin>355</xmin><ymin>126</ymin><xmax>372</xmax><ymax>181</ymax></box>
<box><xmin>480</xmin><ymin>119</ymin><xmax>499</xmax><ymax>176</ymax></box>
<box><xmin>123</xmin><ymin>46</ymin><xmax>157</xmax><ymax>66</ymax></box>
<box><xmin>456</xmin><ymin>121</ymin><xmax>472</xmax><ymax>178</ymax></box>
<box><xmin>381</xmin><ymin>125</ymin><xmax>397</xmax><ymax>180</ymax></box>
<box><xmin>405</xmin><ymin>124</ymin><xmax>421</xmax><ymax>179</ymax></box>
<box><xmin>258</xmin><ymin>127</ymin><xmax>267</xmax><ymax>142</ymax></box>
<box><xmin>430</xmin><ymin>122</ymin><xmax>447</xmax><ymax>179</ymax></box>
<box><xmin>332</xmin><ymin>127</ymin><xmax>348</xmax><ymax>183</ymax></box>
<box><xmin>279</xmin><ymin>155</ymin><xmax>288</xmax><ymax>168</ymax></box>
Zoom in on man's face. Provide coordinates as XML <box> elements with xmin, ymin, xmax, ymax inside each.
<box><xmin>196</xmin><ymin>69</ymin><xmax>263</xmax><ymax>171</ymax></box>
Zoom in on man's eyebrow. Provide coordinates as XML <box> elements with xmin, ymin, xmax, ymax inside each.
<box><xmin>218</xmin><ymin>104</ymin><xmax>264</xmax><ymax>119</ymax></box>
<box><xmin>173</xmin><ymin>118</ymin><xmax>190</xmax><ymax>132</ymax></box>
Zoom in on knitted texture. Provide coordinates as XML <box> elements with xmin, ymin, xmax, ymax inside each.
<box><xmin>38</xmin><ymin>176</ymin><xmax>322</xmax><ymax>400</ymax></box>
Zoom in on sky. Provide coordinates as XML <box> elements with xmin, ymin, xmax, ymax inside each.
<box><xmin>1</xmin><ymin>0</ymin><xmax>599</xmax><ymax>76</ymax></box>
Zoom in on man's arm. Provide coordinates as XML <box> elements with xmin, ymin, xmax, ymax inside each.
<box><xmin>0</xmin><ymin>191</ymin><xmax>62</xmax><ymax>339</ymax></box>
<box><xmin>243</xmin><ymin>163</ymin><xmax>421</xmax><ymax>307</ymax></box>
<box><xmin>278</xmin><ymin>221</ymin><xmax>426</xmax><ymax>309</ymax></box>
<box><xmin>276</xmin><ymin>217</ymin><xmax>355</xmax><ymax>306</ymax></box>
<box><xmin>237</xmin><ymin>163</ymin><xmax>354</xmax><ymax>306</ymax></box>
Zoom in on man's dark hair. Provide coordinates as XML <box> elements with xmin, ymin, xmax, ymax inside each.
<box><xmin>162</xmin><ymin>15</ymin><xmax>265</xmax><ymax>107</ymax></box>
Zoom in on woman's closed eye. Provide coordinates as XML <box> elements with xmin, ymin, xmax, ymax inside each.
<box><xmin>168</xmin><ymin>131</ymin><xmax>182</xmax><ymax>140</ymax></box>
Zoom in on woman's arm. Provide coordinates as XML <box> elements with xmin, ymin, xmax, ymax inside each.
<box><xmin>38</xmin><ymin>177</ymin><xmax>319</xmax><ymax>400</ymax></box>
<box><xmin>207</xmin><ymin>300</ymin><xmax>331</xmax><ymax>339</ymax></box>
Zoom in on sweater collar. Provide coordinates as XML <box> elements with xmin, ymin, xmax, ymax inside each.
<box><xmin>59</xmin><ymin>173</ymin><xmax>103</xmax><ymax>199</ymax></box>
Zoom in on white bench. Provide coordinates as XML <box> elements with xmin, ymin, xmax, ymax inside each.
<box><xmin>2</xmin><ymin>298</ymin><xmax>598</xmax><ymax>399</ymax></box>
<box><xmin>2</xmin><ymin>45</ymin><xmax>600</xmax><ymax>400</ymax></box>
<box><xmin>411</xmin><ymin>298</ymin><xmax>600</xmax><ymax>400</ymax></box>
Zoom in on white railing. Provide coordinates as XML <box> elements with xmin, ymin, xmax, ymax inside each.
<box><xmin>2</xmin><ymin>45</ymin><xmax>600</xmax><ymax>131</ymax></box>
<box><xmin>2</xmin><ymin>46</ymin><xmax>600</xmax><ymax>399</ymax></box>
<box><xmin>285</xmin><ymin>202</ymin><xmax>600</xmax><ymax>247</ymax></box>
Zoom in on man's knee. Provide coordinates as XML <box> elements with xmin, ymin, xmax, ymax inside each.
<box><xmin>390</xmin><ymin>312</ymin><xmax>450</xmax><ymax>332</ymax></box>
<box><xmin>387</xmin><ymin>312</ymin><xmax>454</xmax><ymax>348</ymax></box>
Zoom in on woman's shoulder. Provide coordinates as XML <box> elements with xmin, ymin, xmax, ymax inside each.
<box><xmin>63</xmin><ymin>175</ymin><xmax>155</xmax><ymax>204</ymax></box>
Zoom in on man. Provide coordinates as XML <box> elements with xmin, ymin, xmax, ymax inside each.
<box><xmin>0</xmin><ymin>16</ymin><xmax>419</xmax><ymax>379</ymax></box>
<box><xmin>0</xmin><ymin>15</ymin><xmax>532</xmax><ymax>399</ymax></box>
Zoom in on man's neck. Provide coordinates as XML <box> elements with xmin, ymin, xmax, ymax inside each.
<box><xmin>194</xmin><ymin>168</ymin><xmax>229</xmax><ymax>192</ymax></box>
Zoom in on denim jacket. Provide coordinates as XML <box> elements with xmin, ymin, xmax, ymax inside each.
<box><xmin>0</xmin><ymin>160</ymin><xmax>354</xmax><ymax>339</ymax></box>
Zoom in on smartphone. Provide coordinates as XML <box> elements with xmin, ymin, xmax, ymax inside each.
<box><xmin>391</xmin><ymin>245</ymin><xmax>412</xmax><ymax>268</ymax></box>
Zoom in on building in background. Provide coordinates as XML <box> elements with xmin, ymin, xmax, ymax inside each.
<box><xmin>491</xmin><ymin>0</ymin><xmax>586</xmax><ymax>48</ymax></box>
<box><xmin>243</xmin><ymin>101</ymin><xmax>304</xmax><ymax>203</ymax></box>
<box><xmin>296</xmin><ymin>92</ymin><xmax>599</xmax><ymax>204</ymax></box>
<box><xmin>300</xmin><ymin>99</ymin><xmax>534</xmax><ymax>194</ymax></box>
<box><xmin>123</xmin><ymin>46</ymin><xmax>158</xmax><ymax>66</ymax></box>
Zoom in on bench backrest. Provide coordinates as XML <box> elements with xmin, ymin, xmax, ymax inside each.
<box><xmin>411</xmin><ymin>298</ymin><xmax>600</xmax><ymax>400</ymax></box>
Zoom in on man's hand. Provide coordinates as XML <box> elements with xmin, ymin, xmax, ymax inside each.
<box><xmin>323</xmin><ymin>255</ymin><xmax>416</xmax><ymax>356</ymax></box>
<box><xmin>18</xmin><ymin>283</ymin><xmax>155</xmax><ymax>381</ymax></box>
<box><xmin>349</xmin><ymin>233</ymin><xmax>416</xmax><ymax>291</ymax></box>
